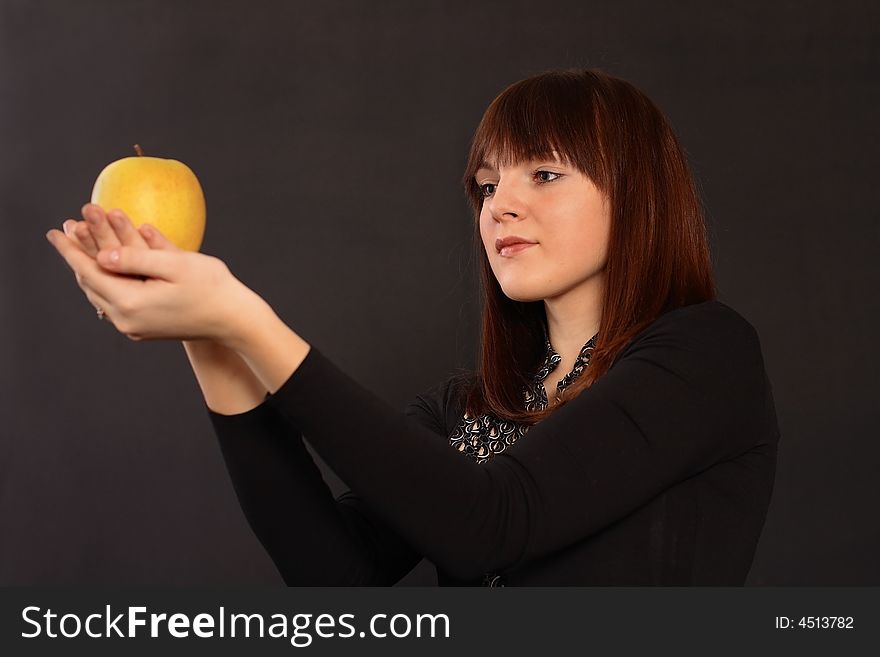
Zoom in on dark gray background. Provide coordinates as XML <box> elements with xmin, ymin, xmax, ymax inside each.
<box><xmin>1</xmin><ymin>0</ymin><xmax>877</xmax><ymax>585</ymax></box>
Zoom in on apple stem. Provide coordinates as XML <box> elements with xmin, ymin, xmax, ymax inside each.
<box><xmin>133</xmin><ymin>144</ymin><xmax>144</xmax><ymax>156</ymax></box>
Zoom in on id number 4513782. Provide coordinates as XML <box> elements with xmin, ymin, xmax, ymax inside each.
<box><xmin>775</xmin><ymin>616</ymin><xmax>854</xmax><ymax>629</ymax></box>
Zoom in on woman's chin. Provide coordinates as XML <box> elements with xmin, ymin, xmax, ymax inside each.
<box><xmin>498</xmin><ymin>283</ymin><xmax>545</xmax><ymax>303</ymax></box>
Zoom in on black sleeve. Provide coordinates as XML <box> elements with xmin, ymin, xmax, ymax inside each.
<box><xmin>261</xmin><ymin>301</ymin><xmax>780</xmax><ymax>582</ymax></box>
<box><xmin>207</xmin><ymin>380</ymin><xmax>454</xmax><ymax>585</ymax></box>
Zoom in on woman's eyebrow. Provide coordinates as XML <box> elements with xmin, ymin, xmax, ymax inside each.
<box><xmin>476</xmin><ymin>155</ymin><xmax>567</xmax><ymax>174</ymax></box>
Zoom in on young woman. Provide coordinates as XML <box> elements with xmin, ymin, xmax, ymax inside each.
<box><xmin>46</xmin><ymin>68</ymin><xmax>780</xmax><ymax>586</ymax></box>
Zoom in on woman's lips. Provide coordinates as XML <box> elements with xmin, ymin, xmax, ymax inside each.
<box><xmin>499</xmin><ymin>242</ymin><xmax>538</xmax><ymax>257</ymax></box>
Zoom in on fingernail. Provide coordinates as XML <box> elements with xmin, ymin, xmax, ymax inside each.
<box><xmin>45</xmin><ymin>231</ymin><xmax>54</xmax><ymax>243</ymax></box>
<box><xmin>110</xmin><ymin>249</ymin><xmax>120</xmax><ymax>263</ymax></box>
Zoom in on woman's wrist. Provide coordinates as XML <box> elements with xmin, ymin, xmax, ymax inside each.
<box><xmin>215</xmin><ymin>278</ymin><xmax>274</xmax><ymax>351</ymax></box>
<box><xmin>220</xmin><ymin>294</ymin><xmax>311</xmax><ymax>395</ymax></box>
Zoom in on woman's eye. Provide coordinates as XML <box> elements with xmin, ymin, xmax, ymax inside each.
<box><xmin>478</xmin><ymin>171</ymin><xmax>561</xmax><ymax>198</ymax></box>
<box><xmin>535</xmin><ymin>170</ymin><xmax>562</xmax><ymax>183</ymax></box>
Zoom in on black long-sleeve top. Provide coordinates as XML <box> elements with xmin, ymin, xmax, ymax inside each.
<box><xmin>206</xmin><ymin>300</ymin><xmax>780</xmax><ymax>586</ymax></box>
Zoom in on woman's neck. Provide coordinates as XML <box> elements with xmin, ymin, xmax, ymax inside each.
<box><xmin>543</xmin><ymin>279</ymin><xmax>603</xmax><ymax>373</ymax></box>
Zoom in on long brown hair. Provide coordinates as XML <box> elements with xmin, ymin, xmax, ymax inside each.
<box><xmin>460</xmin><ymin>68</ymin><xmax>716</xmax><ymax>425</ymax></box>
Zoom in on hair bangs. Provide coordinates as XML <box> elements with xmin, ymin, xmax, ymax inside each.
<box><xmin>462</xmin><ymin>71</ymin><xmax>608</xmax><ymax>212</ymax></box>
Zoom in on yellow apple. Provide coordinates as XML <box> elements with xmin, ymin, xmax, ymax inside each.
<box><xmin>90</xmin><ymin>144</ymin><xmax>206</xmax><ymax>251</ymax></box>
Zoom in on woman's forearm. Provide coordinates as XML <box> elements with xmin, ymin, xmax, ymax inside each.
<box><xmin>182</xmin><ymin>339</ymin><xmax>268</xmax><ymax>415</ymax></box>
<box><xmin>183</xmin><ymin>281</ymin><xmax>297</xmax><ymax>415</ymax></box>
<box><xmin>221</xmin><ymin>294</ymin><xmax>312</xmax><ymax>396</ymax></box>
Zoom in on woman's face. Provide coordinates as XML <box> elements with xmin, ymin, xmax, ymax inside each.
<box><xmin>476</xmin><ymin>153</ymin><xmax>611</xmax><ymax>303</ymax></box>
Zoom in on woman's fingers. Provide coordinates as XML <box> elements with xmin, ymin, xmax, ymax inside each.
<box><xmin>79</xmin><ymin>280</ymin><xmax>116</xmax><ymax>325</ymax></box>
<box><xmin>107</xmin><ymin>208</ymin><xmax>149</xmax><ymax>248</ymax></box>
<box><xmin>47</xmin><ymin>229</ymin><xmax>135</xmax><ymax>305</ymax></box>
<box><xmin>79</xmin><ymin>204</ymin><xmax>177</xmax><ymax>255</ymax></box>
<box><xmin>61</xmin><ymin>220</ymin><xmax>92</xmax><ymax>283</ymax></box>
<box><xmin>63</xmin><ymin>219</ymin><xmax>87</xmax><ymax>250</ymax></box>
<box><xmin>81</xmin><ymin>204</ymin><xmax>122</xmax><ymax>252</ymax></box>
<box><xmin>74</xmin><ymin>221</ymin><xmax>100</xmax><ymax>258</ymax></box>
<box><xmin>139</xmin><ymin>223</ymin><xmax>182</xmax><ymax>252</ymax></box>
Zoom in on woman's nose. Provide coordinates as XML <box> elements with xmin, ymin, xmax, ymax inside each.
<box><xmin>487</xmin><ymin>181</ymin><xmax>526</xmax><ymax>221</ymax></box>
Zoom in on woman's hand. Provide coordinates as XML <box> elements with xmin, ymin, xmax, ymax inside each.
<box><xmin>46</xmin><ymin>204</ymin><xmax>259</xmax><ymax>345</ymax></box>
<box><xmin>61</xmin><ymin>204</ymin><xmax>153</xmax><ymax>280</ymax></box>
